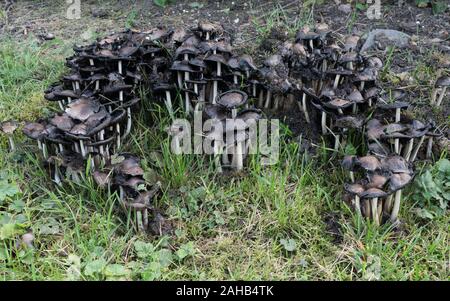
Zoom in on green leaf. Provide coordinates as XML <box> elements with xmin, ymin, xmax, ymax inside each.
<box><xmin>134</xmin><ymin>240</ymin><xmax>155</xmax><ymax>259</ymax></box>
<box><xmin>157</xmin><ymin>249</ymin><xmax>173</xmax><ymax>268</ymax></box>
<box><xmin>432</xmin><ymin>1</ymin><xmax>448</xmax><ymax>14</ymax></box>
<box><xmin>0</xmin><ymin>223</ymin><xmax>20</xmax><ymax>240</ymax></box>
<box><xmin>141</xmin><ymin>261</ymin><xmax>161</xmax><ymax>280</ymax></box>
<box><xmin>280</xmin><ymin>238</ymin><xmax>297</xmax><ymax>252</ymax></box>
<box><xmin>8</xmin><ymin>199</ymin><xmax>25</xmax><ymax>212</ymax></box>
<box><xmin>84</xmin><ymin>258</ymin><xmax>107</xmax><ymax>277</ymax></box>
<box><xmin>0</xmin><ymin>180</ymin><xmax>20</xmax><ymax>201</ymax></box>
<box><xmin>415</xmin><ymin>208</ymin><xmax>435</xmax><ymax>220</ymax></box>
<box><xmin>104</xmin><ymin>264</ymin><xmax>130</xmax><ymax>278</ymax></box>
<box><xmin>176</xmin><ymin>242</ymin><xmax>195</xmax><ymax>260</ymax></box>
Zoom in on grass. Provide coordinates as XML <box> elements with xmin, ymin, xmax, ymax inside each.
<box><xmin>0</xmin><ymin>23</ymin><xmax>449</xmax><ymax>281</ymax></box>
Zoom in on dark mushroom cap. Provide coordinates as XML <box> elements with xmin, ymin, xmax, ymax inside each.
<box><xmin>264</xmin><ymin>54</ymin><xmax>283</xmax><ymax>68</ymax></box>
<box><xmin>435</xmin><ymin>76</ymin><xmax>450</xmax><ymax>87</ymax></box>
<box><xmin>189</xmin><ymin>57</ymin><xmax>206</xmax><ymax>69</ymax></box>
<box><xmin>364</xmin><ymin>87</ymin><xmax>380</xmax><ymax>99</ymax></box>
<box><xmin>63</xmin><ymin>73</ymin><xmax>83</xmax><ymax>82</ymax></box>
<box><xmin>23</xmin><ymin>122</ymin><xmax>46</xmax><ymax>140</ymax></box>
<box><xmin>366</xmin><ymin>119</ymin><xmax>384</xmax><ymax>141</ymax></box>
<box><xmin>204</xmin><ymin>53</ymin><xmax>228</xmax><ymax>65</ymax></box>
<box><xmin>239</xmin><ymin>55</ymin><xmax>257</xmax><ymax>72</ymax></box>
<box><xmin>175</xmin><ymin>45</ymin><xmax>199</xmax><ymax>58</ymax></box>
<box><xmin>381</xmin><ymin>156</ymin><xmax>411</xmax><ymax>173</ymax></box>
<box><xmin>389</xmin><ymin>172</ymin><xmax>413</xmax><ymax>191</ymax></box>
<box><xmin>344</xmin><ymin>183</ymin><xmax>365</xmax><ymax>196</ymax></box>
<box><xmin>216</xmin><ymin>90</ymin><xmax>248</xmax><ymax>109</ymax></box>
<box><xmin>360</xmin><ymin>187</ymin><xmax>389</xmax><ymax>199</ymax></box>
<box><xmin>339</xmin><ymin>52</ymin><xmax>361</xmax><ymax>64</ymax></box>
<box><xmin>344</xmin><ymin>35</ymin><xmax>360</xmax><ymax>51</ymax></box>
<box><xmin>342</xmin><ymin>155</ymin><xmax>356</xmax><ymax>170</ymax></box>
<box><xmin>115</xmin><ymin>155</ymin><xmax>144</xmax><ymax>177</ymax></box>
<box><xmin>356</xmin><ymin>155</ymin><xmax>381</xmax><ymax>171</ymax></box>
<box><xmin>335</xmin><ymin>116</ymin><xmax>364</xmax><ymax>129</ymax></box>
<box><xmin>198</xmin><ymin>21</ymin><xmax>223</xmax><ymax>34</ymax></box>
<box><xmin>49</xmin><ymin>114</ymin><xmax>75</xmax><ymax>132</ymax></box>
<box><xmin>93</xmin><ymin>171</ymin><xmax>111</xmax><ymax>189</ymax></box>
<box><xmin>347</xmin><ymin>89</ymin><xmax>364</xmax><ymax>103</ymax></box>
<box><xmin>204</xmin><ymin>104</ymin><xmax>229</xmax><ymax>120</ymax></box>
<box><xmin>237</xmin><ymin>108</ymin><xmax>262</xmax><ymax>122</ymax></box>
<box><xmin>368</xmin><ymin>142</ymin><xmax>389</xmax><ymax>157</ymax></box>
<box><xmin>377</xmin><ymin>100</ymin><xmax>410</xmax><ymax>110</ymax></box>
<box><xmin>1</xmin><ymin>121</ymin><xmax>18</xmax><ymax>134</ymax></box>
<box><xmin>323</xmin><ymin>98</ymin><xmax>353</xmax><ymax>110</ymax></box>
<box><xmin>170</xmin><ymin>60</ymin><xmax>196</xmax><ymax>73</ymax></box>
<box><xmin>367</xmin><ymin>174</ymin><xmax>388</xmax><ymax>189</ymax></box>
<box><xmin>65</xmin><ymin>98</ymin><xmax>101</xmax><ymax>122</ymax></box>
<box><xmin>366</xmin><ymin>56</ymin><xmax>383</xmax><ymax>69</ymax></box>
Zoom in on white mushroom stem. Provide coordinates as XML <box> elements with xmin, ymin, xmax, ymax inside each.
<box><xmin>350</xmin><ymin>171</ymin><xmax>355</xmax><ymax>183</ymax></box>
<box><xmin>430</xmin><ymin>88</ymin><xmax>439</xmax><ymax>105</ymax></box>
<box><xmin>302</xmin><ymin>93</ymin><xmax>310</xmax><ymax>123</ymax></box>
<box><xmin>217</xmin><ymin>62</ymin><xmax>222</xmax><ymax>77</ymax></box>
<box><xmin>394</xmin><ymin>107</ymin><xmax>401</xmax><ymax>154</ymax></box>
<box><xmin>58</xmin><ymin>101</ymin><xmax>64</xmax><ymax>111</ymax></box>
<box><xmin>42</xmin><ymin>142</ymin><xmax>48</xmax><ymax>159</ymax></box>
<box><xmin>333</xmin><ymin>75</ymin><xmax>341</xmax><ymax>89</ymax></box>
<box><xmin>53</xmin><ymin>164</ymin><xmax>62</xmax><ymax>186</ymax></box>
<box><xmin>119</xmin><ymin>186</ymin><xmax>125</xmax><ymax>202</ymax></box>
<box><xmin>371</xmin><ymin>198</ymin><xmax>380</xmax><ymax>226</ymax></box>
<box><xmin>143</xmin><ymin>208</ymin><xmax>148</xmax><ymax>231</ymax></box>
<box><xmin>116</xmin><ymin>123</ymin><xmax>121</xmax><ymax>149</ymax></box>
<box><xmin>164</xmin><ymin>91</ymin><xmax>174</xmax><ymax>117</ymax></box>
<box><xmin>136</xmin><ymin>211</ymin><xmax>144</xmax><ymax>232</ymax></box>
<box><xmin>233</xmin><ymin>141</ymin><xmax>244</xmax><ymax>171</ymax></box>
<box><xmin>58</xmin><ymin>143</ymin><xmax>64</xmax><ymax>153</ymax></box>
<box><xmin>206</xmin><ymin>32</ymin><xmax>210</xmax><ymax>40</ymax></box>
<box><xmin>426</xmin><ymin>136</ymin><xmax>433</xmax><ymax>159</ymax></box>
<box><xmin>321</xmin><ymin>112</ymin><xmax>327</xmax><ymax>134</ymax></box>
<box><xmin>377</xmin><ymin>200</ymin><xmax>383</xmax><ymax>223</ymax></box>
<box><xmin>95</xmin><ymin>80</ymin><xmax>100</xmax><ymax>91</ymax></box>
<box><xmin>354</xmin><ymin>195</ymin><xmax>361</xmax><ymax>216</ymax></box>
<box><xmin>37</xmin><ymin>140</ymin><xmax>42</xmax><ymax>150</ymax></box>
<box><xmin>75</xmin><ymin>81</ymin><xmax>80</xmax><ymax>91</ymax></box>
<box><xmin>177</xmin><ymin>72</ymin><xmax>183</xmax><ymax>88</ymax></box>
<box><xmin>436</xmin><ymin>86</ymin><xmax>447</xmax><ymax>107</ymax></box>
<box><xmin>212</xmin><ymin>81</ymin><xmax>218</xmax><ymax>104</ymax></box>
<box><xmin>7</xmin><ymin>136</ymin><xmax>15</xmax><ymax>151</ymax></box>
<box><xmin>309</xmin><ymin>40</ymin><xmax>314</xmax><ymax>50</ymax></box>
<box><xmin>231</xmin><ymin>109</ymin><xmax>238</xmax><ymax>119</ymax></box>
<box><xmin>252</xmin><ymin>84</ymin><xmax>257</xmax><ymax>97</ymax></box>
<box><xmin>79</xmin><ymin>140</ymin><xmax>86</xmax><ymax>158</ymax></box>
<box><xmin>352</xmin><ymin>103</ymin><xmax>357</xmax><ymax>114</ymax></box>
<box><xmin>213</xmin><ymin>142</ymin><xmax>222</xmax><ymax>173</ymax></box>
<box><xmin>125</xmin><ymin>107</ymin><xmax>132</xmax><ymax>137</ymax></box>
<box><xmin>364</xmin><ymin>199</ymin><xmax>370</xmax><ymax>218</ymax></box>
<box><xmin>258</xmin><ymin>90</ymin><xmax>264</xmax><ymax>108</ymax></box>
<box><xmin>67</xmin><ymin>97</ymin><xmax>72</xmax><ymax>104</ymax></box>
<box><xmin>264</xmin><ymin>90</ymin><xmax>272</xmax><ymax>109</ymax></box>
<box><xmin>384</xmin><ymin>194</ymin><xmax>393</xmax><ymax>214</ymax></box>
<box><xmin>410</xmin><ymin>135</ymin><xmax>425</xmax><ymax>162</ymax></box>
<box><xmin>334</xmin><ymin>134</ymin><xmax>340</xmax><ymax>151</ymax></box>
<box><xmin>185</xmin><ymin>92</ymin><xmax>192</xmax><ymax>114</ymax></box>
<box><xmin>359</xmin><ymin>81</ymin><xmax>365</xmax><ymax>91</ymax></box>
<box><xmin>368</xmin><ymin>98</ymin><xmax>372</xmax><ymax>107</ymax></box>
<box><xmin>390</xmin><ymin>190</ymin><xmax>402</xmax><ymax>223</ymax></box>
<box><xmin>403</xmin><ymin>138</ymin><xmax>414</xmax><ymax>161</ymax></box>
<box><xmin>118</xmin><ymin>60</ymin><xmax>123</xmax><ymax>74</ymax></box>
<box><xmin>99</xmin><ymin>130</ymin><xmax>105</xmax><ymax>157</ymax></box>
<box><xmin>233</xmin><ymin>75</ymin><xmax>238</xmax><ymax>84</ymax></box>
<box><xmin>273</xmin><ymin>95</ymin><xmax>280</xmax><ymax>110</ymax></box>
<box><xmin>71</xmin><ymin>82</ymin><xmax>76</xmax><ymax>91</ymax></box>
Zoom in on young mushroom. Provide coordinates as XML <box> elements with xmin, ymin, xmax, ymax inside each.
<box><xmin>1</xmin><ymin>121</ymin><xmax>18</xmax><ymax>151</ymax></box>
<box><xmin>431</xmin><ymin>75</ymin><xmax>450</xmax><ymax>106</ymax></box>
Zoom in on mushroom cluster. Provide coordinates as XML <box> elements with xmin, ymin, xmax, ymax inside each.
<box><xmin>343</xmin><ymin>154</ymin><xmax>414</xmax><ymax>225</ymax></box>
<box><xmin>93</xmin><ymin>154</ymin><xmax>161</xmax><ymax>232</ymax></box>
<box><xmin>15</xmin><ymin>22</ymin><xmax>446</xmax><ymax>230</ymax></box>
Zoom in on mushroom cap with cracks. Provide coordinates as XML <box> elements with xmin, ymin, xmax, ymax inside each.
<box><xmin>216</xmin><ymin>90</ymin><xmax>248</xmax><ymax>110</ymax></box>
<box><xmin>1</xmin><ymin>121</ymin><xmax>18</xmax><ymax>135</ymax></box>
<box><xmin>435</xmin><ymin>76</ymin><xmax>450</xmax><ymax>88</ymax></box>
<box><xmin>367</xmin><ymin>174</ymin><xmax>389</xmax><ymax>189</ymax></box>
<box><xmin>65</xmin><ymin>98</ymin><xmax>101</xmax><ymax>122</ymax></box>
<box><xmin>344</xmin><ymin>183</ymin><xmax>365</xmax><ymax>196</ymax></box>
<box><xmin>381</xmin><ymin>156</ymin><xmax>411</xmax><ymax>174</ymax></box>
<box><xmin>341</xmin><ymin>155</ymin><xmax>357</xmax><ymax>170</ymax></box>
<box><xmin>356</xmin><ymin>155</ymin><xmax>382</xmax><ymax>171</ymax></box>
<box><xmin>360</xmin><ymin>187</ymin><xmax>389</xmax><ymax>199</ymax></box>
<box><xmin>335</xmin><ymin>116</ymin><xmax>365</xmax><ymax>129</ymax></box>
<box><xmin>389</xmin><ymin>172</ymin><xmax>413</xmax><ymax>191</ymax></box>
<box><xmin>204</xmin><ymin>104</ymin><xmax>229</xmax><ymax>121</ymax></box>
<box><xmin>23</xmin><ymin>122</ymin><xmax>46</xmax><ymax>140</ymax></box>
<box><xmin>93</xmin><ymin>170</ymin><xmax>111</xmax><ymax>189</ymax></box>
<box><xmin>115</xmin><ymin>156</ymin><xmax>145</xmax><ymax>177</ymax></box>
<box><xmin>49</xmin><ymin>114</ymin><xmax>75</xmax><ymax>132</ymax></box>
